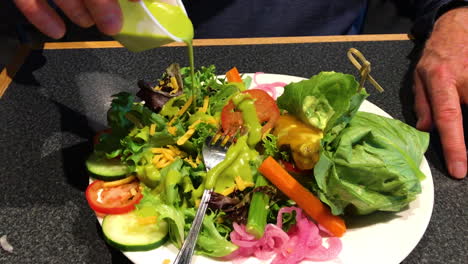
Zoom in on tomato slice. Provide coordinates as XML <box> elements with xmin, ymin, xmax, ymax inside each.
<box><xmin>221</xmin><ymin>89</ymin><xmax>280</xmax><ymax>136</ymax></box>
<box><xmin>85</xmin><ymin>180</ymin><xmax>143</xmax><ymax>215</ymax></box>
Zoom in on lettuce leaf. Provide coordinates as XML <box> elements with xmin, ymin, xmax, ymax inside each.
<box><xmin>184</xmin><ymin>209</ymin><xmax>238</xmax><ymax>257</ymax></box>
<box><xmin>208</xmin><ymin>84</ymin><xmax>240</xmax><ymax>115</ymax></box>
<box><xmin>107</xmin><ymin>92</ymin><xmax>135</xmax><ymax>130</ymax></box>
<box><xmin>313</xmin><ymin>112</ymin><xmax>429</xmax><ymax>215</ymax></box>
<box><xmin>136</xmin><ymin>187</ymin><xmax>186</xmax><ymax>247</ymax></box>
<box><xmin>277</xmin><ymin>71</ymin><xmax>368</xmax><ymax>133</ymax></box>
<box><xmin>261</xmin><ymin>134</ymin><xmax>290</xmax><ymax>161</ymax></box>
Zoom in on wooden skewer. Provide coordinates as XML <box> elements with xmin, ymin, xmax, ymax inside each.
<box><xmin>347</xmin><ymin>48</ymin><xmax>384</xmax><ymax>93</ymax></box>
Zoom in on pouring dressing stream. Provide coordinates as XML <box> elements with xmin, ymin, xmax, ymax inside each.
<box><xmin>115</xmin><ymin>0</ymin><xmax>196</xmax><ymax>98</ymax></box>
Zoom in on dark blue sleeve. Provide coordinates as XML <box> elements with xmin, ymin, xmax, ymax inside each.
<box><xmin>182</xmin><ymin>0</ymin><xmax>467</xmax><ymax>39</ymax></box>
<box><xmin>410</xmin><ymin>0</ymin><xmax>468</xmax><ymax>41</ymax></box>
<box><xmin>182</xmin><ymin>0</ymin><xmax>368</xmax><ymax>38</ymax></box>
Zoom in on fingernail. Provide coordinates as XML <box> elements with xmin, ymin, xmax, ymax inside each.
<box><xmin>449</xmin><ymin>161</ymin><xmax>467</xmax><ymax>179</ymax></box>
<box><xmin>45</xmin><ymin>22</ymin><xmax>64</xmax><ymax>39</ymax></box>
<box><xmin>74</xmin><ymin>12</ymin><xmax>94</xmax><ymax>28</ymax></box>
<box><xmin>100</xmin><ymin>13</ymin><xmax>121</xmax><ymax>35</ymax></box>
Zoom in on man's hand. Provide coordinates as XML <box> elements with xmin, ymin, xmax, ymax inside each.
<box><xmin>13</xmin><ymin>0</ymin><xmax>125</xmax><ymax>39</ymax></box>
<box><xmin>413</xmin><ymin>7</ymin><xmax>467</xmax><ymax>179</ymax></box>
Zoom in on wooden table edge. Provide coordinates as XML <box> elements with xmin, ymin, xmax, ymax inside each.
<box><xmin>0</xmin><ymin>44</ymin><xmax>32</xmax><ymax>98</ymax></box>
<box><xmin>40</xmin><ymin>34</ymin><xmax>411</xmax><ymax>49</ymax></box>
<box><xmin>0</xmin><ymin>34</ymin><xmax>411</xmax><ymax>98</ymax></box>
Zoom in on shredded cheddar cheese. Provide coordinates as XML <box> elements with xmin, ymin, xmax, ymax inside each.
<box><xmin>149</xmin><ymin>124</ymin><xmax>156</xmax><ymax>135</ymax></box>
<box><xmin>152</xmin><ymin>148</ymin><xmax>175</xmax><ymax>156</ymax></box>
<box><xmin>152</xmin><ymin>154</ymin><xmax>163</xmax><ymax>164</ymax></box>
<box><xmin>151</xmin><ymin>145</ymin><xmax>190</xmax><ymax>169</ymax></box>
<box><xmin>162</xmin><ymin>151</ymin><xmax>175</xmax><ymax>161</ymax></box>
<box><xmin>167</xmin><ymin>126</ymin><xmax>177</xmax><ymax>136</ymax></box>
<box><xmin>184</xmin><ymin>157</ymin><xmax>198</xmax><ymax>168</ymax></box>
<box><xmin>235</xmin><ymin>175</ymin><xmax>254</xmax><ymax>191</ymax></box>
<box><xmin>155</xmin><ymin>159</ymin><xmax>172</xmax><ymax>169</ymax></box>
<box><xmin>177</xmin><ymin>129</ymin><xmax>195</xmax><ymax>145</ymax></box>
<box><xmin>168</xmin><ymin>96</ymin><xmax>193</xmax><ymax>125</ymax></box>
<box><xmin>102</xmin><ymin>175</ymin><xmax>136</xmax><ymax>188</ymax></box>
<box><xmin>199</xmin><ymin>96</ymin><xmax>209</xmax><ymax>113</ymax></box>
<box><xmin>220</xmin><ymin>186</ymin><xmax>236</xmax><ymax>196</ymax></box>
<box><xmin>177</xmin><ymin>96</ymin><xmax>193</xmax><ymax>116</ymax></box>
<box><xmin>176</xmin><ymin>120</ymin><xmax>203</xmax><ymax>146</ymax></box>
<box><xmin>167</xmin><ymin>145</ymin><xmax>184</xmax><ymax>156</ymax></box>
<box><xmin>205</xmin><ymin>117</ymin><xmax>218</xmax><ymax>125</ymax></box>
<box><xmin>189</xmin><ymin>120</ymin><xmax>202</xmax><ymax>129</ymax></box>
<box><xmin>169</xmin><ymin>77</ymin><xmax>179</xmax><ymax>95</ymax></box>
<box><xmin>152</xmin><ymin>146</ymin><xmax>186</xmax><ymax>157</ymax></box>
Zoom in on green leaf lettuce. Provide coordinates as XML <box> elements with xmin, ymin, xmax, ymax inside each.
<box><xmin>277</xmin><ymin>71</ymin><xmax>368</xmax><ymax>133</ymax></box>
<box><xmin>314</xmin><ymin>112</ymin><xmax>430</xmax><ymax>215</ymax></box>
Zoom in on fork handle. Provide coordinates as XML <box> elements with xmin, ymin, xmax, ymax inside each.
<box><xmin>173</xmin><ymin>188</ymin><xmax>213</xmax><ymax>264</ymax></box>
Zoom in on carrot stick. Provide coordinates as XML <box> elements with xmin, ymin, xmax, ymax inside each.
<box><xmin>259</xmin><ymin>156</ymin><xmax>346</xmax><ymax>237</ymax></box>
<box><xmin>225</xmin><ymin>67</ymin><xmax>243</xmax><ymax>83</ymax></box>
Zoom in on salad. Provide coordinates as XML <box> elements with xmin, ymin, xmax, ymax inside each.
<box><xmin>85</xmin><ymin>63</ymin><xmax>429</xmax><ymax>264</ymax></box>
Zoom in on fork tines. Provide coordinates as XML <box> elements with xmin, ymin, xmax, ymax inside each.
<box><xmin>206</xmin><ymin>132</ymin><xmax>234</xmax><ymax>149</ymax></box>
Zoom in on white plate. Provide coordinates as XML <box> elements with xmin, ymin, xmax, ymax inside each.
<box><xmin>108</xmin><ymin>73</ymin><xmax>434</xmax><ymax>264</ymax></box>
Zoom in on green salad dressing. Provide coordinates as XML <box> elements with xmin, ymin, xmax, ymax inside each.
<box><xmin>231</xmin><ymin>93</ymin><xmax>262</xmax><ymax>147</ymax></box>
<box><xmin>205</xmin><ymin>136</ymin><xmax>258</xmax><ymax>192</ymax></box>
<box><xmin>144</xmin><ymin>1</ymin><xmax>193</xmax><ymax>42</ymax></box>
<box><xmin>205</xmin><ymin>94</ymin><xmax>263</xmax><ymax>191</ymax></box>
<box><xmin>115</xmin><ymin>0</ymin><xmax>196</xmax><ymax>97</ymax></box>
<box><xmin>144</xmin><ymin>1</ymin><xmax>197</xmax><ymax>99</ymax></box>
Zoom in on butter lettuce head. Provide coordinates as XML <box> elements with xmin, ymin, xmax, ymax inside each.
<box><xmin>313</xmin><ymin>112</ymin><xmax>429</xmax><ymax>215</ymax></box>
<box><xmin>277</xmin><ymin>71</ymin><xmax>368</xmax><ymax>132</ymax></box>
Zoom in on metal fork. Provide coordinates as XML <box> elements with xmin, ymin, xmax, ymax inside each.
<box><xmin>173</xmin><ymin>133</ymin><xmax>234</xmax><ymax>264</ymax></box>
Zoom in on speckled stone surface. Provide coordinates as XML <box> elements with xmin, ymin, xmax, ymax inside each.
<box><xmin>0</xmin><ymin>41</ymin><xmax>466</xmax><ymax>264</ymax></box>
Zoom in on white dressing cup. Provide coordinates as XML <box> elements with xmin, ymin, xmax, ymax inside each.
<box><xmin>114</xmin><ymin>0</ymin><xmax>194</xmax><ymax>52</ymax></box>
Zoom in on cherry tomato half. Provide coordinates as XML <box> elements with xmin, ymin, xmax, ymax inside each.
<box><xmin>85</xmin><ymin>180</ymin><xmax>143</xmax><ymax>215</ymax></box>
<box><xmin>221</xmin><ymin>89</ymin><xmax>280</xmax><ymax>136</ymax></box>
<box><xmin>281</xmin><ymin>160</ymin><xmax>309</xmax><ymax>175</ymax></box>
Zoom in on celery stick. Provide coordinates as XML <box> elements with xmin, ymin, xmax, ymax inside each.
<box><xmin>246</xmin><ymin>174</ymin><xmax>270</xmax><ymax>239</ymax></box>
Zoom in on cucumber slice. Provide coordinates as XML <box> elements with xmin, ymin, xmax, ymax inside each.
<box><xmin>102</xmin><ymin>211</ymin><xmax>169</xmax><ymax>251</ymax></box>
<box><xmin>86</xmin><ymin>153</ymin><xmax>130</xmax><ymax>181</ymax></box>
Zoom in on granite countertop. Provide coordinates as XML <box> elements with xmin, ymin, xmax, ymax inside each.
<box><xmin>0</xmin><ymin>40</ymin><xmax>466</xmax><ymax>264</ymax></box>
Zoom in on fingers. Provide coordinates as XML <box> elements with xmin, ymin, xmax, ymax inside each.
<box><xmin>13</xmin><ymin>0</ymin><xmax>65</xmax><ymax>39</ymax></box>
<box><xmin>15</xmin><ymin>0</ymin><xmax>125</xmax><ymax>38</ymax></box>
<box><xmin>84</xmin><ymin>0</ymin><xmax>123</xmax><ymax>35</ymax></box>
<box><xmin>413</xmin><ymin>72</ymin><xmax>433</xmax><ymax>131</ymax></box>
<box><xmin>423</xmin><ymin>66</ymin><xmax>467</xmax><ymax>179</ymax></box>
<box><xmin>54</xmin><ymin>0</ymin><xmax>94</xmax><ymax>28</ymax></box>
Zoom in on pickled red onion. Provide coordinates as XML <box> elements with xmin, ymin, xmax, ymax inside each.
<box><xmin>227</xmin><ymin>207</ymin><xmax>342</xmax><ymax>264</ymax></box>
<box><xmin>250</xmin><ymin>72</ymin><xmax>287</xmax><ymax>100</ymax></box>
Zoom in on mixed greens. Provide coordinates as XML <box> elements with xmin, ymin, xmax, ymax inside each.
<box><xmin>85</xmin><ymin>64</ymin><xmax>429</xmax><ymax>263</ymax></box>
